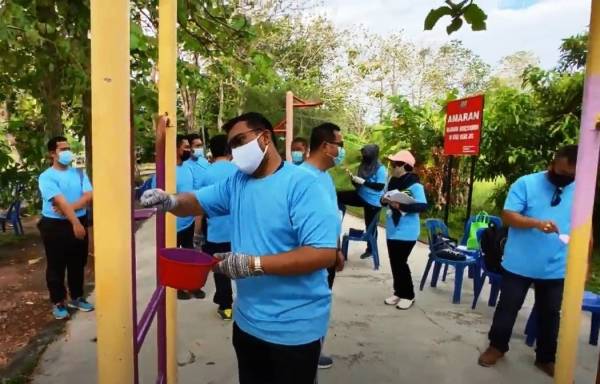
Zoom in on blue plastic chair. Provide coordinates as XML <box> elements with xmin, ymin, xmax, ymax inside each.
<box><xmin>471</xmin><ymin>226</ymin><xmax>504</xmax><ymax>309</ymax></box>
<box><xmin>135</xmin><ymin>174</ymin><xmax>155</xmax><ymax>200</ymax></box>
<box><xmin>525</xmin><ymin>291</ymin><xmax>600</xmax><ymax>347</ymax></box>
<box><xmin>0</xmin><ymin>199</ymin><xmax>24</xmax><ymax>235</ymax></box>
<box><xmin>419</xmin><ymin>219</ymin><xmax>478</xmax><ymax>304</ymax></box>
<box><xmin>440</xmin><ymin>214</ymin><xmax>503</xmax><ymax>282</ymax></box>
<box><xmin>340</xmin><ymin>207</ymin><xmax>381</xmax><ymax>270</ymax></box>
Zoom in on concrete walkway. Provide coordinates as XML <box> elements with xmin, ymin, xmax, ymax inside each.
<box><xmin>32</xmin><ymin>215</ymin><xmax>597</xmax><ymax>383</ymax></box>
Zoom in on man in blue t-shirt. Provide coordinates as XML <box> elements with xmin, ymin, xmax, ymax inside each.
<box><xmin>141</xmin><ymin>112</ymin><xmax>339</xmax><ymax>384</ymax></box>
<box><xmin>151</xmin><ymin>135</ymin><xmax>203</xmax><ymax>300</ymax></box>
<box><xmin>291</xmin><ymin>136</ymin><xmax>308</xmax><ymax>165</ymax></box>
<box><xmin>38</xmin><ymin>136</ymin><xmax>94</xmax><ymax>320</ymax></box>
<box><xmin>197</xmin><ymin>134</ymin><xmax>238</xmax><ymax>321</ymax></box>
<box><xmin>478</xmin><ymin>145</ymin><xmax>578</xmax><ymax>378</ymax></box>
<box><xmin>185</xmin><ymin>133</ymin><xmax>210</xmax><ymax>248</ymax></box>
<box><xmin>337</xmin><ymin>144</ymin><xmax>387</xmax><ymax>259</ymax></box>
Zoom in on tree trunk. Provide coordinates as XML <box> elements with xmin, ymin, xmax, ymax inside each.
<box><xmin>181</xmin><ymin>87</ymin><xmax>197</xmax><ymax>133</ymax></box>
<box><xmin>217</xmin><ymin>80</ymin><xmax>224</xmax><ymax>130</ymax></box>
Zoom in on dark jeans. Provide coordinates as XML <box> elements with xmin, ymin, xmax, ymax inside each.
<box><xmin>488</xmin><ymin>270</ymin><xmax>564</xmax><ymax>363</ymax></box>
<box><xmin>386</xmin><ymin>239</ymin><xmax>416</xmax><ymax>300</ymax></box>
<box><xmin>337</xmin><ymin>190</ymin><xmax>380</xmax><ymax>253</ymax></box>
<box><xmin>177</xmin><ymin>222</ymin><xmax>195</xmax><ymax>249</ymax></box>
<box><xmin>233</xmin><ymin>323</ymin><xmax>320</xmax><ymax>384</ymax></box>
<box><xmin>38</xmin><ymin>216</ymin><xmax>89</xmax><ymax>304</ymax></box>
<box><xmin>327</xmin><ymin>267</ymin><xmax>335</xmax><ymax>290</ymax></box>
<box><xmin>203</xmin><ymin>241</ymin><xmax>233</xmax><ymax>310</ymax></box>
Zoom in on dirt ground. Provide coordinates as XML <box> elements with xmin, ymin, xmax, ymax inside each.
<box><xmin>0</xmin><ymin>217</ymin><xmax>94</xmax><ymax>374</ymax></box>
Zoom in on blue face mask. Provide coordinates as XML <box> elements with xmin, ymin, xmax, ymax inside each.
<box><xmin>193</xmin><ymin>147</ymin><xmax>205</xmax><ymax>159</ymax></box>
<box><xmin>291</xmin><ymin>151</ymin><xmax>304</xmax><ymax>164</ymax></box>
<box><xmin>334</xmin><ymin>147</ymin><xmax>346</xmax><ymax>166</ymax></box>
<box><xmin>58</xmin><ymin>150</ymin><xmax>74</xmax><ymax>166</ymax></box>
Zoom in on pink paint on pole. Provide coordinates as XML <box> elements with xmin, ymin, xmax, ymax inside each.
<box><xmin>571</xmin><ymin>75</ymin><xmax>600</xmax><ymax>228</ymax></box>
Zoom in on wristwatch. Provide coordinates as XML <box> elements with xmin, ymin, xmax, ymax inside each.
<box><xmin>252</xmin><ymin>256</ymin><xmax>265</xmax><ymax>276</ymax></box>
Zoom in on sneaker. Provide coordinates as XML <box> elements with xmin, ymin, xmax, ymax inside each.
<box><xmin>535</xmin><ymin>362</ymin><xmax>555</xmax><ymax>377</ymax></box>
<box><xmin>396</xmin><ymin>299</ymin><xmax>415</xmax><ymax>310</ymax></box>
<box><xmin>68</xmin><ymin>298</ymin><xmax>94</xmax><ymax>312</ymax></box>
<box><xmin>478</xmin><ymin>346</ymin><xmax>505</xmax><ymax>367</ymax></box>
<box><xmin>217</xmin><ymin>308</ymin><xmax>233</xmax><ymax>321</ymax></box>
<box><xmin>53</xmin><ymin>303</ymin><xmax>70</xmax><ymax>320</ymax></box>
<box><xmin>360</xmin><ymin>251</ymin><xmax>372</xmax><ymax>259</ymax></box>
<box><xmin>177</xmin><ymin>290</ymin><xmax>192</xmax><ymax>300</ymax></box>
<box><xmin>192</xmin><ymin>289</ymin><xmax>206</xmax><ymax>299</ymax></box>
<box><xmin>318</xmin><ymin>354</ymin><xmax>333</xmax><ymax>369</ymax></box>
<box><xmin>384</xmin><ymin>295</ymin><xmax>400</xmax><ymax>306</ymax></box>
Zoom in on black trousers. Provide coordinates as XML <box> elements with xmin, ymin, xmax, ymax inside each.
<box><xmin>38</xmin><ymin>216</ymin><xmax>89</xmax><ymax>304</ymax></box>
<box><xmin>233</xmin><ymin>323</ymin><xmax>320</xmax><ymax>384</ymax></box>
<box><xmin>177</xmin><ymin>222</ymin><xmax>195</xmax><ymax>249</ymax></box>
<box><xmin>337</xmin><ymin>190</ymin><xmax>380</xmax><ymax>253</ymax></box>
<box><xmin>203</xmin><ymin>241</ymin><xmax>233</xmax><ymax>309</ymax></box>
<box><xmin>488</xmin><ymin>270</ymin><xmax>564</xmax><ymax>363</ymax></box>
<box><xmin>327</xmin><ymin>267</ymin><xmax>335</xmax><ymax>290</ymax></box>
<box><xmin>386</xmin><ymin>239</ymin><xmax>416</xmax><ymax>300</ymax></box>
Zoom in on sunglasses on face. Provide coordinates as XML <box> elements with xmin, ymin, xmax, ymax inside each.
<box><xmin>551</xmin><ymin>187</ymin><xmax>563</xmax><ymax>207</ymax></box>
<box><xmin>228</xmin><ymin>129</ymin><xmax>263</xmax><ymax>149</ymax></box>
<box><xmin>327</xmin><ymin>141</ymin><xmax>344</xmax><ymax>148</ymax></box>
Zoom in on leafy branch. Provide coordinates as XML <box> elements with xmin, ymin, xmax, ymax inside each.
<box><xmin>424</xmin><ymin>0</ymin><xmax>487</xmax><ymax>35</ymax></box>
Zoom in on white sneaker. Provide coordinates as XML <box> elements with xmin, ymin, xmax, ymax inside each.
<box><xmin>396</xmin><ymin>299</ymin><xmax>415</xmax><ymax>310</ymax></box>
<box><xmin>384</xmin><ymin>295</ymin><xmax>400</xmax><ymax>306</ymax></box>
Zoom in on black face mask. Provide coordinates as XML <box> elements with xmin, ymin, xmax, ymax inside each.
<box><xmin>547</xmin><ymin>169</ymin><xmax>575</xmax><ymax>188</ymax></box>
<box><xmin>181</xmin><ymin>150</ymin><xmax>191</xmax><ymax>162</ymax></box>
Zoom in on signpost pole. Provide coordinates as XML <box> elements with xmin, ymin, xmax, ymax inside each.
<box><xmin>465</xmin><ymin>156</ymin><xmax>476</xmax><ymax>221</ymax></box>
<box><xmin>443</xmin><ymin>156</ymin><xmax>453</xmax><ymax>225</ymax></box>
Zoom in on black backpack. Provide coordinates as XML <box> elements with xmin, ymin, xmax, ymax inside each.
<box><xmin>479</xmin><ymin>223</ymin><xmax>508</xmax><ymax>273</ymax></box>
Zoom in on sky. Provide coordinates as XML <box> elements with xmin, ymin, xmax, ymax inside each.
<box><xmin>313</xmin><ymin>0</ymin><xmax>592</xmax><ymax>69</ymax></box>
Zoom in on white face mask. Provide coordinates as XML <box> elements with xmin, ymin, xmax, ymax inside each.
<box><xmin>393</xmin><ymin>165</ymin><xmax>407</xmax><ymax>178</ymax></box>
<box><xmin>232</xmin><ymin>134</ymin><xmax>268</xmax><ymax>175</ymax></box>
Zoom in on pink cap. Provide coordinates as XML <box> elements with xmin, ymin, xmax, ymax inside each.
<box><xmin>388</xmin><ymin>150</ymin><xmax>415</xmax><ymax>167</ymax></box>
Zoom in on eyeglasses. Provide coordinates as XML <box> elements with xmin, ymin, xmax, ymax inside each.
<box><xmin>327</xmin><ymin>141</ymin><xmax>344</xmax><ymax>148</ymax></box>
<box><xmin>228</xmin><ymin>129</ymin><xmax>262</xmax><ymax>149</ymax></box>
<box><xmin>551</xmin><ymin>187</ymin><xmax>563</xmax><ymax>207</ymax></box>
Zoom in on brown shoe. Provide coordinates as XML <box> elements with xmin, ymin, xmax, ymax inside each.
<box><xmin>478</xmin><ymin>346</ymin><xmax>505</xmax><ymax>367</ymax></box>
<box><xmin>535</xmin><ymin>362</ymin><xmax>555</xmax><ymax>377</ymax></box>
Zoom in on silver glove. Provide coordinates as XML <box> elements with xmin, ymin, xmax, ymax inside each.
<box><xmin>140</xmin><ymin>188</ymin><xmax>178</xmax><ymax>211</ymax></box>
<box><xmin>213</xmin><ymin>252</ymin><xmax>254</xmax><ymax>280</ymax></box>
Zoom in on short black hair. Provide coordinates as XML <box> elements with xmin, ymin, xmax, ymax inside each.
<box><xmin>176</xmin><ymin>134</ymin><xmax>189</xmax><ymax>148</ymax></box>
<box><xmin>187</xmin><ymin>133</ymin><xmax>202</xmax><ymax>145</ymax></box>
<box><xmin>555</xmin><ymin>145</ymin><xmax>578</xmax><ymax>165</ymax></box>
<box><xmin>292</xmin><ymin>137</ymin><xmax>308</xmax><ymax>148</ymax></box>
<box><xmin>222</xmin><ymin>112</ymin><xmax>273</xmax><ymax>134</ymax></box>
<box><xmin>210</xmin><ymin>135</ymin><xmax>229</xmax><ymax>158</ymax></box>
<box><xmin>47</xmin><ymin>136</ymin><xmax>68</xmax><ymax>152</ymax></box>
<box><xmin>309</xmin><ymin>123</ymin><xmax>341</xmax><ymax>151</ymax></box>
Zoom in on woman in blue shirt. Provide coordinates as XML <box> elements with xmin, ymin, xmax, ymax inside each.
<box><xmin>337</xmin><ymin>144</ymin><xmax>387</xmax><ymax>259</ymax></box>
<box><xmin>381</xmin><ymin>150</ymin><xmax>428</xmax><ymax>310</ymax></box>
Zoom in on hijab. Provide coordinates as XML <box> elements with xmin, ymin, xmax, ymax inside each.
<box><xmin>358</xmin><ymin>144</ymin><xmax>381</xmax><ymax>179</ymax></box>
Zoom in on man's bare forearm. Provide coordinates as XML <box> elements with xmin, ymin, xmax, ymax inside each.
<box><xmin>501</xmin><ymin>210</ymin><xmax>540</xmax><ymax>229</ymax></box>
<box><xmin>170</xmin><ymin>192</ymin><xmax>204</xmax><ymax>217</ymax></box>
<box><xmin>261</xmin><ymin>246</ymin><xmax>336</xmax><ymax>276</ymax></box>
<box><xmin>71</xmin><ymin>192</ymin><xmax>93</xmax><ymax>211</ymax></box>
<box><xmin>53</xmin><ymin>195</ymin><xmax>82</xmax><ymax>226</ymax></box>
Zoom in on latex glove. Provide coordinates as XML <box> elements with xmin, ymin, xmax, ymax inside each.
<box><xmin>213</xmin><ymin>252</ymin><xmax>255</xmax><ymax>279</ymax></box>
<box><xmin>352</xmin><ymin>176</ymin><xmax>366</xmax><ymax>185</ymax></box>
<box><xmin>140</xmin><ymin>188</ymin><xmax>177</xmax><ymax>211</ymax></box>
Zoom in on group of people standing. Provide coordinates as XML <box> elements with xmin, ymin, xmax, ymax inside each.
<box><xmin>35</xmin><ymin>110</ymin><xmax>579</xmax><ymax>383</ymax></box>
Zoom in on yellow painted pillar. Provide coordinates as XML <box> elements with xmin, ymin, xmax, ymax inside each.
<box><xmin>158</xmin><ymin>1</ymin><xmax>178</xmax><ymax>383</ymax></box>
<box><xmin>555</xmin><ymin>1</ymin><xmax>600</xmax><ymax>382</ymax></box>
<box><xmin>285</xmin><ymin>91</ymin><xmax>294</xmax><ymax>162</ymax></box>
<box><xmin>90</xmin><ymin>0</ymin><xmax>134</xmax><ymax>383</ymax></box>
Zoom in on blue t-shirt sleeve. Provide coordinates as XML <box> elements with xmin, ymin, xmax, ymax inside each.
<box><xmin>504</xmin><ymin>177</ymin><xmax>527</xmax><ymax>213</ymax></box>
<box><xmin>375</xmin><ymin>165</ymin><xmax>387</xmax><ymax>183</ymax></box>
<box><xmin>411</xmin><ymin>183</ymin><xmax>427</xmax><ymax>204</ymax></box>
<box><xmin>194</xmin><ymin>177</ymin><xmax>231</xmax><ymax>218</ymax></box>
<box><xmin>289</xmin><ymin>176</ymin><xmax>339</xmax><ymax>249</ymax></box>
<box><xmin>82</xmin><ymin>172</ymin><xmax>93</xmax><ymax>192</ymax></box>
<box><xmin>39</xmin><ymin>173</ymin><xmax>62</xmax><ymax>202</ymax></box>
